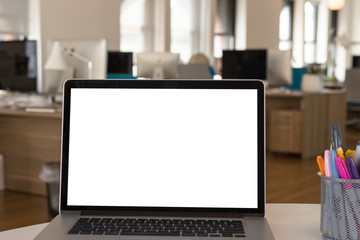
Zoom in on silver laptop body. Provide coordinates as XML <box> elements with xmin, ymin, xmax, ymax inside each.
<box><xmin>35</xmin><ymin>79</ymin><xmax>274</xmax><ymax>240</ymax></box>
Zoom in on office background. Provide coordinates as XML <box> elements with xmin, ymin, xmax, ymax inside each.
<box><xmin>3</xmin><ymin>0</ymin><xmax>360</xmax><ymax>90</ymax></box>
<box><xmin>0</xmin><ymin>0</ymin><xmax>360</xmax><ymax>233</ymax></box>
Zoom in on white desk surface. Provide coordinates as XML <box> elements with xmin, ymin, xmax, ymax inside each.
<box><xmin>0</xmin><ymin>204</ymin><xmax>322</xmax><ymax>240</ymax></box>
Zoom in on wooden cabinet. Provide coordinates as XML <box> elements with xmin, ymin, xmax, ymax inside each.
<box><xmin>269</xmin><ymin>110</ymin><xmax>303</xmax><ymax>153</ymax></box>
<box><xmin>266</xmin><ymin>90</ymin><xmax>346</xmax><ymax>159</ymax></box>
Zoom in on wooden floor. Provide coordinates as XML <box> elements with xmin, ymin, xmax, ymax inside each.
<box><xmin>1</xmin><ymin>126</ymin><xmax>360</xmax><ymax>232</ymax></box>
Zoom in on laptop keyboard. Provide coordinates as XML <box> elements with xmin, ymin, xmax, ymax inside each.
<box><xmin>68</xmin><ymin>218</ymin><xmax>245</xmax><ymax>237</ymax></box>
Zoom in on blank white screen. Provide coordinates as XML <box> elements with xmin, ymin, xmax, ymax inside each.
<box><xmin>67</xmin><ymin>88</ymin><xmax>258</xmax><ymax>208</ymax></box>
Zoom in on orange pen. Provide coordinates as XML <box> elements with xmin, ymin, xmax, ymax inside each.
<box><xmin>317</xmin><ymin>155</ymin><xmax>325</xmax><ymax>176</ymax></box>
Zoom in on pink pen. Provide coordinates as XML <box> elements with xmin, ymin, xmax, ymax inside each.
<box><xmin>324</xmin><ymin>150</ymin><xmax>332</xmax><ymax>177</ymax></box>
<box><xmin>336</xmin><ymin>157</ymin><xmax>351</xmax><ymax>179</ymax></box>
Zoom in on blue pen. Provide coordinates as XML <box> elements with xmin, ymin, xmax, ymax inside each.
<box><xmin>331</xmin><ymin>145</ymin><xmax>339</xmax><ymax>178</ymax></box>
<box><xmin>330</xmin><ymin>125</ymin><xmax>339</xmax><ymax>178</ymax></box>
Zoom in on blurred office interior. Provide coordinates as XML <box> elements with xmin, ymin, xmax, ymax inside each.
<box><xmin>1</xmin><ymin>0</ymin><xmax>360</xmax><ymax>232</ymax></box>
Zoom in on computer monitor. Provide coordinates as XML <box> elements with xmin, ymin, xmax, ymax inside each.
<box><xmin>222</xmin><ymin>50</ymin><xmax>267</xmax><ymax>80</ymax></box>
<box><xmin>43</xmin><ymin>38</ymin><xmax>107</xmax><ymax>93</ymax></box>
<box><xmin>0</xmin><ymin>40</ymin><xmax>37</xmax><ymax>92</ymax></box>
<box><xmin>178</xmin><ymin>63</ymin><xmax>212</xmax><ymax>79</ymax></box>
<box><xmin>107</xmin><ymin>51</ymin><xmax>133</xmax><ymax>79</ymax></box>
<box><xmin>352</xmin><ymin>56</ymin><xmax>360</xmax><ymax>68</ymax></box>
<box><xmin>137</xmin><ymin>52</ymin><xmax>180</xmax><ymax>79</ymax></box>
<box><xmin>267</xmin><ymin>49</ymin><xmax>292</xmax><ymax>87</ymax></box>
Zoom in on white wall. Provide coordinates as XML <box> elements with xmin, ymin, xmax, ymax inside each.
<box><xmin>292</xmin><ymin>0</ymin><xmax>304</xmax><ymax>67</ymax></box>
<box><xmin>39</xmin><ymin>0</ymin><xmax>121</xmax><ymax>90</ymax></box>
<box><xmin>345</xmin><ymin>0</ymin><xmax>360</xmax><ymax>65</ymax></box>
<box><xmin>235</xmin><ymin>0</ymin><xmax>246</xmax><ymax>50</ymax></box>
<box><xmin>335</xmin><ymin>0</ymin><xmax>360</xmax><ymax>81</ymax></box>
<box><xmin>244</xmin><ymin>0</ymin><xmax>282</xmax><ymax>49</ymax></box>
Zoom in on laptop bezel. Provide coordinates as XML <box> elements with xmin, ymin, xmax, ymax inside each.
<box><xmin>60</xmin><ymin>79</ymin><xmax>265</xmax><ymax>217</ymax></box>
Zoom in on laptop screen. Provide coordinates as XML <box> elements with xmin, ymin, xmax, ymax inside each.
<box><xmin>61</xmin><ymin>80</ymin><xmax>265</xmax><ymax>216</ymax></box>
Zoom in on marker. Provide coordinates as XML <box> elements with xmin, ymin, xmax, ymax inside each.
<box><xmin>354</xmin><ymin>141</ymin><xmax>360</xmax><ymax>167</ymax></box>
<box><xmin>336</xmin><ymin>147</ymin><xmax>345</xmax><ymax>162</ymax></box>
<box><xmin>345</xmin><ymin>149</ymin><xmax>356</xmax><ymax>161</ymax></box>
<box><xmin>331</xmin><ymin>147</ymin><xmax>339</xmax><ymax>178</ymax></box>
<box><xmin>324</xmin><ymin>150</ymin><xmax>332</xmax><ymax>177</ymax></box>
<box><xmin>317</xmin><ymin>155</ymin><xmax>325</xmax><ymax>176</ymax></box>
<box><xmin>336</xmin><ymin>157</ymin><xmax>350</xmax><ymax>179</ymax></box>
<box><xmin>347</xmin><ymin>157</ymin><xmax>360</xmax><ymax>179</ymax></box>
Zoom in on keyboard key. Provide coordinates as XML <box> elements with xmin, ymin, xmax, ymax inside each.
<box><xmin>120</xmin><ymin>230</ymin><xmax>180</xmax><ymax>236</ymax></box>
<box><xmin>68</xmin><ymin>229</ymin><xmax>80</xmax><ymax>234</ymax></box>
<box><xmin>209</xmin><ymin>234</ymin><xmax>221</xmax><ymax>237</ymax></box>
<box><xmin>222</xmin><ymin>233</ymin><xmax>233</xmax><ymax>237</ymax></box>
<box><xmin>197</xmin><ymin>232</ymin><xmax>208</xmax><ymax>237</ymax></box>
<box><xmin>182</xmin><ymin>231</ymin><xmax>195</xmax><ymax>236</ymax></box>
<box><xmin>234</xmin><ymin>234</ymin><xmax>246</xmax><ymax>238</ymax></box>
<box><xmin>105</xmin><ymin>231</ymin><xmax>120</xmax><ymax>235</ymax></box>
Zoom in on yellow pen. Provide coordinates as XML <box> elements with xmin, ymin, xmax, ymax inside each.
<box><xmin>345</xmin><ymin>149</ymin><xmax>355</xmax><ymax>160</ymax></box>
<box><xmin>336</xmin><ymin>147</ymin><xmax>345</xmax><ymax>162</ymax></box>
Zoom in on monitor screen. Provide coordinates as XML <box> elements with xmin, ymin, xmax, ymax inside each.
<box><xmin>0</xmin><ymin>40</ymin><xmax>37</xmax><ymax>91</ymax></box>
<box><xmin>107</xmin><ymin>51</ymin><xmax>133</xmax><ymax>77</ymax></box>
<box><xmin>352</xmin><ymin>56</ymin><xmax>360</xmax><ymax>68</ymax></box>
<box><xmin>66</xmin><ymin>85</ymin><xmax>259</xmax><ymax>209</ymax></box>
<box><xmin>222</xmin><ymin>50</ymin><xmax>267</xmax><ymax>80</ymax></box>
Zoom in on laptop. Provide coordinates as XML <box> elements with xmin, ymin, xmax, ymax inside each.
<box><xmin>35</xmin><ymin>79</ymin><xmax>274</xmax><ymax>240</ymax></box>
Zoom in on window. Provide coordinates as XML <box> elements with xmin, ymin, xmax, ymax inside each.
<box><xmin>0</xmin><ymin>0</ymin><xmax>30</xmax><ymax>40</ymax></box>
<box><xmin>279</xmin><ymin>0</ymin><xmax>327</xmax><ymax>66</ymax></box>
<box><xmin>120</xmin><ymin>0</ymin><xmax>154</xmax><ymax>54</ymax></box>
<box><xmin>170</xmin><ymin>0</ymin><xmax>199</xmax><ymax>63</ymax></box>
<box><xmin>120</xmin><ymin>0</ymin><xmax>217</xmax><ymax>67</ymax></box>
<box><xmin>304</xmin><ymin>1</ymin><xmax>318</xmax><ymax>64</ymax></box>
<box><xmin>279</xmin><ymin>1</ymin><xmax>293</xmax><ymax>51</ymax></box>
<box><xmin>214</xmin><ymin>0</ymin><xmax>235</xmax><ymax>58</ymax></box>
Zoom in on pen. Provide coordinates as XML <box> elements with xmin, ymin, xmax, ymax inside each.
<box><xmin>336</xmin><ymin>157</ymin><xmax>350</xmax><ymax>179</ymax></box>
<box><xmin>331</xmin><ymin>146</ymin><xmax>339</xmax><ymax>178</ymax></box>
<box><xmin>324</xmin><ymin>150</ymin><xmax>332</xmax><ymax>177</ymax></box>
<box><xmin>330</xmin><ymin>124</ymin><xmax>339</xmax><ymax>178</ymax></box>
<box><xmin>345</xmin><ymin>149</ymin><xmax>355</xmax><ymax>161</ymax></box>
<box><xmin>347</xmin><ymin>157</ymin><xmax>360</xmax><ymax>179</ymax></box>
<box><xmin>336</xmin><ymin>147</ymin><xmax>345</xmax><ymax>161</ymax></box>
<box><xmin>333</xmin><ymin>123</ymin><xmax>345</xmax><ymax>161</ymax></box>
<box><xmin>317</xmin><ymin>155</ymin><xmax>325</xmax><ymax>176</ymax></box>
<box><xmin>354</xmin><ymin>141</ymin><xmax>360</xmax><ymax>167</ymax></box>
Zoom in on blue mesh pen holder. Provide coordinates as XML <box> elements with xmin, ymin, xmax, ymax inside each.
<box><xmin>320</xmin><ymin>176</ymin><xmax>360</xmax><ymax>240</ymax></box>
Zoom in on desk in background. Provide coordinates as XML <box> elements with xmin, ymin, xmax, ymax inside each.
<box><xmin>0</xmin><ymin>109</ymin><xmax>61</xmax><ymax>196</ymax></box>
<box><xmin>266</xmin><ymin>89</ymin><xmax>346</xmax><ymax>159</ymax></box>
<box><xmin>0</xmin><ymin>204</ymin><xmax>322</xmax><ymax>240</ymax></box>
<box><xmin>0</xmin><ymin>88</ymin><xmax>346</xmax><ymax>195</ymax></box>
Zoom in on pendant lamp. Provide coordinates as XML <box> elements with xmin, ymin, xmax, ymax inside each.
<box><xmin>327</xmin><ymin>0</ymin><xmax>345</xmax><ymax>10</ymax></box>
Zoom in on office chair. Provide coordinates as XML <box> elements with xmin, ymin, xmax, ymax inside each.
<box><xmin>345</xmin><ymin>68</ymin><xmax>360</xmax><ymax>129</ymax></box>
<box><xmin>189</xmin><ymin>53</ymin><xmax>215</xmax><ymax>77</ymax></box>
